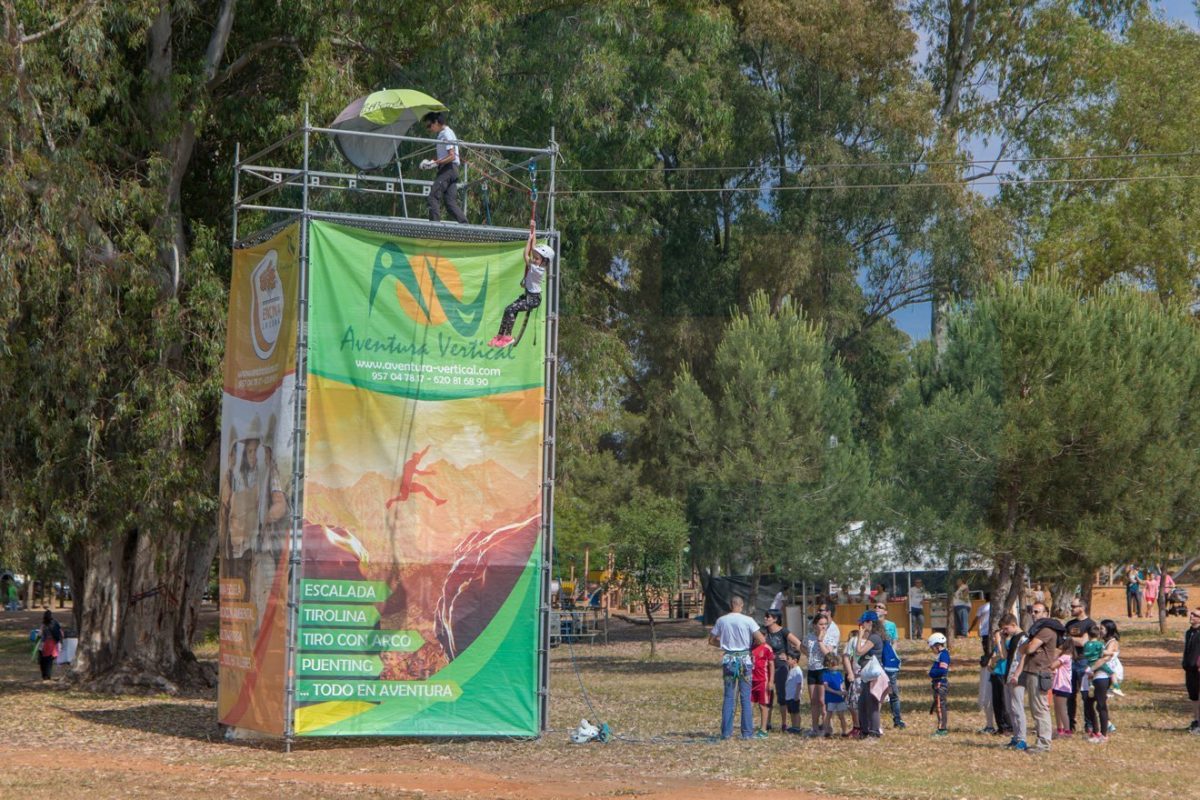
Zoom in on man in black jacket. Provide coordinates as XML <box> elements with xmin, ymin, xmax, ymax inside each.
<box><xmin>1185</xmin><ymin>607</ymin><xmax>1200</xmax><ymax>734</ymax></box>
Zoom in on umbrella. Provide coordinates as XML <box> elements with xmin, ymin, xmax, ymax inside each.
<box><xmin>330</xmin><ymin>89</ymin><xmax>448</xmax><ymax>171</ymax></box>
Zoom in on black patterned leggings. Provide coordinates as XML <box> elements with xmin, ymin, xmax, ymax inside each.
<box><xmin>499</xmin><ymin>292</ymin><xmax>541</xmax><ymax>336</ymax></box>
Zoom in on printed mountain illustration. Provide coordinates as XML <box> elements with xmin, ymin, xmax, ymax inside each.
<box><xmin>304</xmin><ymin>461</ymin><xmax>363</xmax><ymax>490</ymax></box>
<box><xmin>303</xmin><ymin>458</ymin><xmax>537</xmax><ymax>566</ymax></box>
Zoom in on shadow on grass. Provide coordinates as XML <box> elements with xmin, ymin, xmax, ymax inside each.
<box><xmin>63</xmin><ymin>703</ymin><xmax>224</xmax><ymax>743</ymax></box>
<box><xmin>65</xmin><ymin>704</ymin><xmax>553</xmax><ymax>752</ymax></box>
<box><xmin>555</xmin><ymin>656</ymin><xmax>711</xmax><ymax>674</ymax></box>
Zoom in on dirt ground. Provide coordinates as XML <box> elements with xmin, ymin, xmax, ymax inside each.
<box><xmin>1</xmin><ymin>604</ymin><xmax>1196</xmax><ymax>800</ymax></box>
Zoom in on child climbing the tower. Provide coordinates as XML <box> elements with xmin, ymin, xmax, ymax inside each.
<box><xmin>489</xmin><ymin>218</ymin><xmax>552</xmax><ymax>348</ymax></box>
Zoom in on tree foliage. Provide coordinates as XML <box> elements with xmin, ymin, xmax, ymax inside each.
<box><xmin>610</xmin><ymin>489</ymin><xmax>690</xmax><ymax>657</ymax></box>
<box><xmin>2</xmin><ymin>0</ymin><xmax>1199</xmax><ymax>684</ymax></box>
<box><xmin>665</xmin><ymin>292</ymin><xmax>870</xmax><ymax>596</ymax></box>
<box><xmin>886</xmin><ymin>275</ymin><xmax>1200</xmax><ymax>610</ymax></box>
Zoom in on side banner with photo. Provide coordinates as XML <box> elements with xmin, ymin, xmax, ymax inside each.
<box><xmin>217</xmin><ymin>223</ymin><xmax>300</xmax><ymax>734</ymax></box>
<box><xmin>298</xmin><ymin>220</ymin><xmax>544</xmax><ymax>736</ymax></box>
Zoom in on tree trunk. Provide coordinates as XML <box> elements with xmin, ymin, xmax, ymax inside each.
<box><xmin>70</xmin><ymin>523</ymin><xmax>217</xmax><ymax>693</ymax></box>
<box><xmin>1049</xmin><ymin>580</ymin><xmax>1073</xmax><ymax>618</ymax></box>
<box><xmin>1001</xmin><ymin>562</ymin><xmax>1024</xmax><ymax>623</ymax></box>
<box><xmin>1080</xmin><ymin>575</ymin><xmax>1095</xmax><ymax>614</ymax></box>
<box><xmin>992</xmin><ymin>553</ymin><xmax>1010</xmax><ymax>609</ymax></box>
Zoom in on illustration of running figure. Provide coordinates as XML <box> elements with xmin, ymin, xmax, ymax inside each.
<box><xmin>385</xmin><ymin>446</ymin><xmax>447</xmax><ymax>508</ymax></box>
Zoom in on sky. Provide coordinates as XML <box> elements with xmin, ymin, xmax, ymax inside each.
<box><xmin>890</xmin><ymin>0</ymin><xmax>1200</xmax><ymax>341</ymax></box>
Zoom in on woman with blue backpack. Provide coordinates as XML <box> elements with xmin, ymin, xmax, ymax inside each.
<box><xmin>871</xmin><ymin>601</ymin><xmax>906</xmax><ymax>728</ymax></box>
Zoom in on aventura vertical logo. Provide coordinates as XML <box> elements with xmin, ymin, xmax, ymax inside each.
<box><xmin>369</xmin><ymin>242</ymin><xmax>489</xmax><ymax>338</ymax></box>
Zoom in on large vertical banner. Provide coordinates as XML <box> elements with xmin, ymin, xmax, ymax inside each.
<box><xmin>298</xmin><ymin>220</ymin><xmax>544</xmax><ymax>736</ymax></box>
<box><xmin>218</xmin><ymin>223</ymin><xmax>300</xmax><ymax>734</ymax></box>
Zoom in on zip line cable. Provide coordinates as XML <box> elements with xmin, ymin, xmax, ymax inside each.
<box><xmin>552</xmin><ymin>172</ymin><xmax>1200</xmax><ymax>197</ymax></box>
<box><xmin>555</xmin><ymin>149</ymin><xmax>1200</xmax><ymax>174</ymax></box>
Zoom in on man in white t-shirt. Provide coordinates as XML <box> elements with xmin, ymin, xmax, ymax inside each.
<box><xmin>709</xmin><ymin>595</ymin><xmax>764</xmax><ymax>739</ymax></box>
<box><xmin>969</xmin><ymin>594</ymin><xmax>992</xmax><ymax>658</ymax></box>
<box><xmin>420</xmin><ymin>112</ymin><xmax>468</xmax><ymax>223</ymax></box>
<box><xmin>908</xmin><ymin>579</ymin><xmax>927</xmax><ymax>639</ymax></box>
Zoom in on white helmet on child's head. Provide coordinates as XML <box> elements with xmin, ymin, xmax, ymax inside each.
<box><xmin>533</xmin><ymin>244</ymin><xmax>555</xmax><ymax>261</ymax></box>
<box><xmin>927</xmin><ymin>633</ymin><xmax>947</xmax><ymax>647</ymax></box>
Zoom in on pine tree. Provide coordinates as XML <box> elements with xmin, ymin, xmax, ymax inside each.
<box><xmin>664</xmin><ymin>292</ymin><xmax>870</xmax><ymax>606</ymax></box>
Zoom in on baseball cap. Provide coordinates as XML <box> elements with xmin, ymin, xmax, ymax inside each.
<box><xmin>858</xmin><ymin>611</ymin><xmax>878</xmax><ymax>623</ymax></box>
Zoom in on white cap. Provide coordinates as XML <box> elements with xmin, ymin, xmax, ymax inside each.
<box><xmin>533</xmin><ymin>244</ymin><xmax>555</xmax><ymax>261</ymax></box>
<box><xmin>927</xmin><ymin>632</ymin><xmax>947</xmax><ymax>647</ymax></box>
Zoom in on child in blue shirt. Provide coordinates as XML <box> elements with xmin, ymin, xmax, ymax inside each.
<box><xmin>821</xmin><ymin>652</ymin><xmax>849</xmax><ymax>736</ymax></box>
<box><xmin>928</xmin><ymin>633</ymin><xmax>951</xmax><ymax>736</ymax></box>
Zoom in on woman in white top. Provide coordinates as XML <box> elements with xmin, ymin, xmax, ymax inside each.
<box><xmin>803</xmin><ymin>615</ymin><xmax>837</xmax><ymax>735</ymax></box>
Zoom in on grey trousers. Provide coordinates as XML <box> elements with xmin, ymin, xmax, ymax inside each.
<box><xmin>428</xmin><ymin>164</ymin><xmax>467</xmax><ymax>223</ymax></box>
<box><xmin>1006</xmin><ymin>679</ymin><xmax>1026</xmax><ymax>742</ymax></box>
<box><xmin>1023</xmin><ymin>671</ymin><xmax>1052</xmax><ymax>749</ymax></box>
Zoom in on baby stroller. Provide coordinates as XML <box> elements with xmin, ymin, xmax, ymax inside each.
<box><xmin>1165</xmin><ymin>587</ymin><xmax>1189</xmax><ymax>617</ymax></box>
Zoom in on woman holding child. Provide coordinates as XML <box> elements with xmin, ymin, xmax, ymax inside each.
<box><xmin>853</xmin><ymin>611</ymin><xmax>886</xmax><ymax>738</ymax></box>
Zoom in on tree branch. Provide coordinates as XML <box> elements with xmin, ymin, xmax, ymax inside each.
<box><xmin>200</xmin><ymin>0</ymin><xmax>237</xmax><ymax>84</ymax></box>
<box><xmin>208</xmin><ymin>35</ymin><xmax>300</xmax><ymax>91</ymax></box>
<box><xmin>20</xmin><ymin>0</ymin><xmax>97</xmax><ymax>45</ymax></box>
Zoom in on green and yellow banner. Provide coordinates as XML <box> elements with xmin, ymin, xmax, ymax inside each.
<box><xmin>297</xmin><ymin>221</ymin><xmax>545</xmax><ymax>736</ymax></box>
<box><xmin>218</xmin><ymin>222</ymin><xmax>300</xmax><ymax>735</ymax></box>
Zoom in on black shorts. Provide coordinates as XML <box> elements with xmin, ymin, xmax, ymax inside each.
<box><xmin>1052</xmin><ymin>689</ymin><xmax>1073</xmax><ymax>698</ymax></box>
<box><xmin>786</xmin><ymin>699</ymin><xmax>800</xmax><ymax>713</ymax></box>
<box><xmin>808</xmin><ymin>670</ymin><xmax>823</xmax><ymax>686</ymax></box>
<box><xmin>1187</xmin><ymin>667</ymin><xmax>1199</xmax><ymax>702</ymax></box>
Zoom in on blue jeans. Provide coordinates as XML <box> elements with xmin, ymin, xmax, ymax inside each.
<box><xmin>721</xmin><ymin>653</ymin><xmax>753</xmax><ymax>739</ymax></box>
<box><xmin>953</xmin><ymin>605</ymin><xmax>969</xmax><ymax>636</ymax></box>
<box><xmin>886</xmin><ymin>668</ymin><xmax>903</xmax><ymax>724</ymax></box>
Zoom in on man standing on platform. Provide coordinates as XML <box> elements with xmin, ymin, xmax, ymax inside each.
<box><xmin>420</xmin><ymin>112</ymin><xmax>468</xmax><ymax>224</ymax></box>
<box><xmin>709</xmin><ymin>596</ymin><xmax>765</xmax><ymax>740</ymax></box>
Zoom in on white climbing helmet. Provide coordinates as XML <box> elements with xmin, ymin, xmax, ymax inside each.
<box><xmin>570</xmin><ymin>718</ymin><xmax>600</xmax><ymax>744</ymax></box>
<box><xmin>533</xmin><ymin>243</ymin><xmax>555</xmax><ymax>261</ymax></box>
<box><xmin>927</xmin><ymin>632</ymin><xmax>947</xmax><ymax>647</ymax></box>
